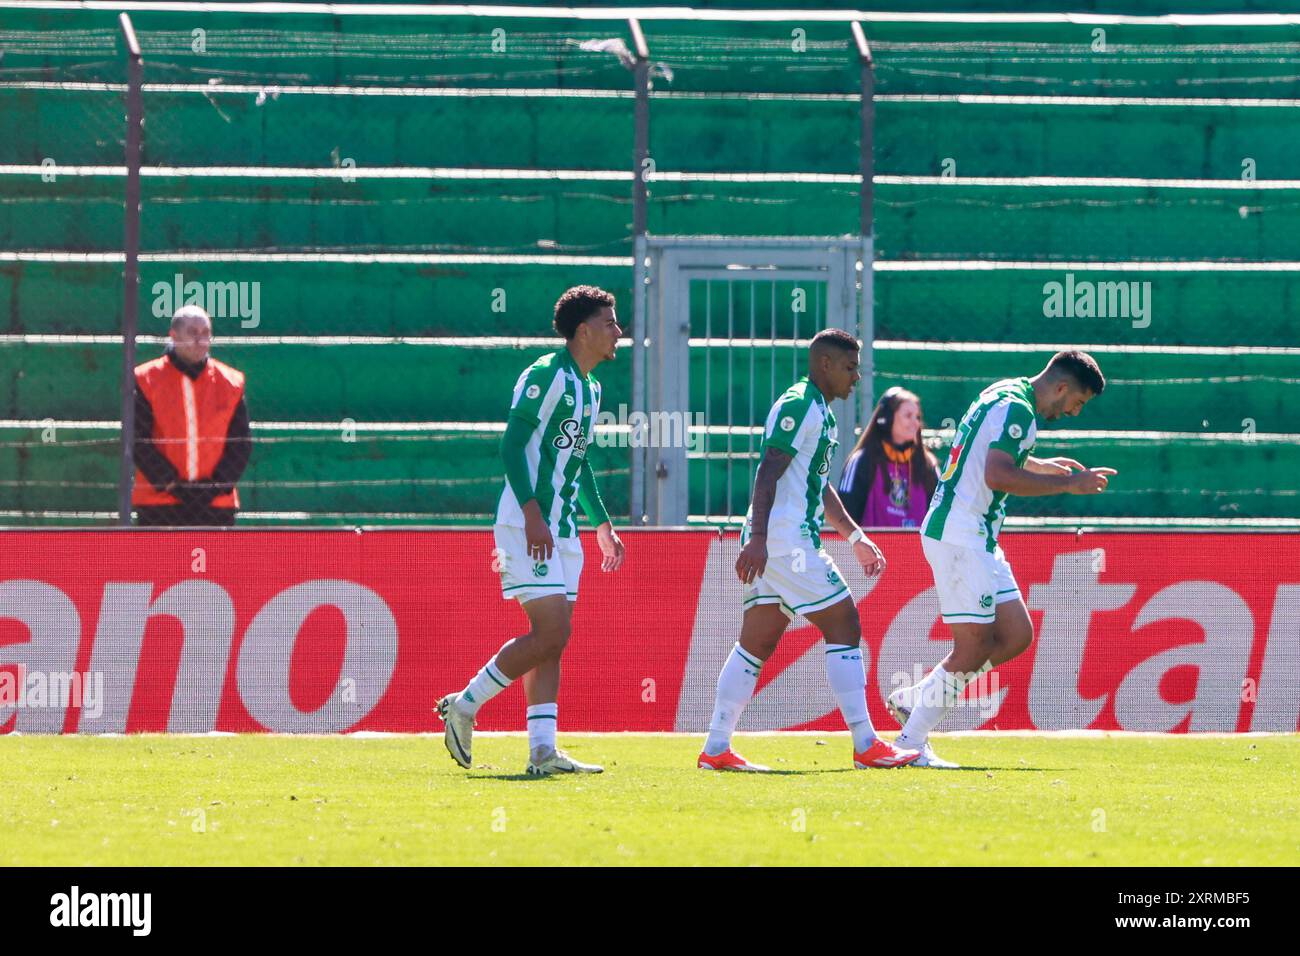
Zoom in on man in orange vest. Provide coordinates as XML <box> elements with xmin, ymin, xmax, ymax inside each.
<box><xmin>132</xmin><ymin>304</ymin><xmax>251</xmax><ymax>526</ymax></box>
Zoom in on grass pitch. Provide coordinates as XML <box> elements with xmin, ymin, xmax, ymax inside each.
<box><xmin>2</xmin><ymin>733</ymin><xmax>1296</xmax><ymax>867</ymax></box>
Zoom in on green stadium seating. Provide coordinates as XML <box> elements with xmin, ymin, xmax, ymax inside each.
<box><xmin>3</xmin><ymin>261</ymin><xmax>1296</xmax><ymax>349</ymax></box>
<box><xmin>1</xmin><ymin>7</ymin><xmax>1297</xmax><ymax>526</ymax></box>
<box><xmin>0</xmin><ymin>423</ymin><xmax>630</xmax><ymax>522</ymax></box>
<box><xmin>0</xmin><ymin>174</ymin><xmax>859</xmax><ymax>253</ymax></box>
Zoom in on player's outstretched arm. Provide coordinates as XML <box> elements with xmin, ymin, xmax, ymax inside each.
<box><xmin>986</xmin><ymin>449</ymin><xmax>1117</xmax><ymax>497</ymax></box>
<box><xmin>578</xmin><ymin>457</ymin><xmax>624</xmax><ymax>571</ymax></box>
<box><xmin>822</xmin><ymin>485</ymin><xmax>886</xmax><ymax>577</ymax></box>
<box><xmin>736</xmin><ymin>446</ymin><xmax>793</xmax><ymax>583</ymax></box>
<box><xmin>1024</xmin><ymin>455</ymin><xmax>1084</xmax><ymax>476</ymax></box>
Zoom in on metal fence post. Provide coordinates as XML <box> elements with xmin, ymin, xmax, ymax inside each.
<box><xmin>118</xmin><ymin>13</ymin><xmax>144</xmax><ymax>526</ymax></box>
<box><xmin>852</xmin><ymin>21</ymin><xmax>876</xmax><ymax>423</ymax></box>
<box><xmin>630</xmin><ymin>17</ymin><xmax>651</xmax><ymax>524</ymax></box>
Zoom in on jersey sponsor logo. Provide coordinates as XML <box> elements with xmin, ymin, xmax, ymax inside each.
<box><xmin>553</xmin><ymin>418</ymin><xmax>588</xmax><ymax>456</ymax></box>
<box><xmin>525</xmin><ymin>384</ymin><xmax>541</xmax><ymax>400</ymax></box>
<box><xmin>816</xmin><ymin>441</ymin><xmax>834</xmax><ymax>476</ymax></box>
<box><xmin>780</xmin><ymin>415</ymin><xmax>795</xmax><ymax>432</ymax></box>
<box><xmin>1008</xmin><ymin>423</ymin><xmax>1023</xmax><ymax>439</ymax></box>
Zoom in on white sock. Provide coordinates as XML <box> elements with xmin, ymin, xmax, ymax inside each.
<box><xmin>527</xmin><ymin>703</ymin><xmax>557</xmax><ymax>755</ymax></box>
<box><xmin>456</xmin><ymin>654</ymin><xmax>512</xmax><ymax>717</ymax></box>
<box><xmin>824</xmin><ymin>643</ymin><xmax>878</xmax><ymax>752</ymax></box>
<box><xmin>703</xmin><ymin>643</ymin><xmax>763</xmax><ymax>756</ymax></box>
<box><xmin>896</xmin><ymin>663</ymin><xmax>967</xmax><ymax>749</ymax></box>
<box><xmin>901</xmin><ymin>659</ymin><xmax>992</xmax><ymax>709</ymax></box>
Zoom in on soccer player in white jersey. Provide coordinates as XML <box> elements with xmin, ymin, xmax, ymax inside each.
<box><xmin>888</xmin><ymin>350</ymin><xmax>1116</xmax><ymax>768</ymax></box>
<box><xmin>437</xmin><ymin>286</ymin><xmax>626</xmax><ymax>776</ymax></box>
<box><xmin>698</xmin><ymin>328</ymin><xmax>920</xmax><ymax>772</ymax></box>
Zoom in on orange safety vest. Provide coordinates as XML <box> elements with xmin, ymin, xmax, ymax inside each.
<box><xmin>132</xmin><ymin>355</ymin><xmax>246</xmax><ymax>509</ymax></box>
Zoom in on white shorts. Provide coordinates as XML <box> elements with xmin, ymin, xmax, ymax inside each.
<box><xmin>493</xmin><ymin>524</ymin><xmax>583</xmax><ymax>604</ymax></box>
<box><xmin>921</xmin><ymin>535</ymin><xmax>1021</xmax><ymax>624</ymax></box>
<box><xmin>743</xmin><ymin>547</ymin><xmax>852</xmax><ymax>621</ymax></box>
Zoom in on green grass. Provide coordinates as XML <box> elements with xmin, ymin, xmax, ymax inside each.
<box><xmin>2</xmin><ymin>734</ymin><xmax>1297</xmax><ymax>867</ymax></box>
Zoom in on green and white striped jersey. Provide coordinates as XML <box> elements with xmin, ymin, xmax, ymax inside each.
<box><xmin>922</xmin><ymin>376</ymin><xmax>1039</xmax><ymax>552</ymax></box>
<box><xmin>742</xmin><ymin>377</ymin><xmax>839</xmax><ymax>556</ymax></box>
<box><xmin>495</xmin><ymin>349</ymin><xmax>601</xmax><ymax>538</ymax></box>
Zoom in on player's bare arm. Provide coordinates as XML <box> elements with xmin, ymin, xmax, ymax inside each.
<box><xmin>1024</xmin><ymin>455</ymin><xmax>1084</xmax><ymax>476</ymax></box>
<box><xmin>822</xmin><ymin>484</ymin><xmax>886</xmax><ymax>577</ymax></box>
<box><xmin>595</xmin><ymin>521</ymin><xmax>624</xmax><ymax>571</ymax></box>
<box><xmin>735</xmin><ymin>445</ymin><xmax>793</xmax><ymax>583</ymax></box>
<box><xmin>986</xmin><ymin>449</ymin><xmax>1117</xmax><ymax>496</ymax></box>
<box><xmin>520</xmin><ymin>498</ymin><xmax>555</xmax><ymax>561</ymax></box>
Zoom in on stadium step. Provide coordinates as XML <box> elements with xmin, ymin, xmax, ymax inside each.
<box><xmin>1</xmin><ymin>340</ymin><xmax>1292</xmax><ymax>433</ymax></box>
<box><xmin>2</xmin><ymin>261</ymin><xmax>1296</xmax><ymax>349</ymax></box>
<box><xmin>0</xmin><ymin>260</ymin><xmax>634</xmax><ymax>337</ymax></box>
<box><xmin>688</xmin><ymin>434</ymin><xmax>1300</xmax><ymax>521</ymax></box>
<box><xmin>0</xmin><ymin>174</ymin><xmax>854</xmax><ymax>254</ymax></box>
<box><xmin>876</xmin><ymin>183</ymin><xmax>1300</xmax><ymax>262</ymax></box>
<box><xmin>7</xmin><ymin>8</ymin><xmax>1300</xmax><ymax>99</ymax></box>
<box><xmin>12</xmin><ymin>88</ymin><xmax>1300</xmax><ymax>181</ymax></box>
<box><xmin>0</xmin><ymin>422</ymin><xmax>630</xmax><ymax>520</ymax></box>
<box><xmin>874</xmin><ymin>269</ymin><xmax>1300</xmax><ymax>348</ymax></box>
<box><xmin>2</xmin><ymin>420</ymin><xmax>1294</xmax><ymax>522</ymax></box>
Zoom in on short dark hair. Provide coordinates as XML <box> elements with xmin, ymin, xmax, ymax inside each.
<box><xmin>553</xmin><ymin>285</ymin><xmax>615</xmax><ymax>340</ymax></box>
<box><xmin>1046</xmin><ymin>349</ymin><xmax>1105</xmax><ymax>396</ymax></box>
<box><xmin>810</xmin><ymin>327</ymin><xmax>860</xmax><ymax>354</ymax></box>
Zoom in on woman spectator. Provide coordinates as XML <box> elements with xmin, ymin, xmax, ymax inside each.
<box><xmin>838</xmin><ymin>386</ymin><xmax>939</xmax><ymax>528</ymax></box>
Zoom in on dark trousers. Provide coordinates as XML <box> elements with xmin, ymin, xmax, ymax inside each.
<box><xmin>134</xmin><ymin>506</ymin><xmax>237</xmax><ymax>527</ymax></box>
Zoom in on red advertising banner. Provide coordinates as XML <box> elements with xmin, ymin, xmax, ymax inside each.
<box><xmin>0</xmin><ymin>530</ymin><xmax>1296</xmax><ymax>734</ymax></box>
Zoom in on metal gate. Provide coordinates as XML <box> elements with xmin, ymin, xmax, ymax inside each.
<box><xmin>631</xmin><ymin>236</ymin><xmax>873</xmax><ymax>526</ymax></box>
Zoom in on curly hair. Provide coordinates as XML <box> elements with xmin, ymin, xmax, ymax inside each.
<box><xmin>553</xmin><ymin>285</ymin><xmax>616</xmax><ymax>340</ymax></box>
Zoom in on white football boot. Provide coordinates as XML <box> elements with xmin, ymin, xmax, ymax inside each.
<box><xmin>887</xmin><ymin>684</ymin><xmax>915</xmax><ymax>728</ymax></box>
<box><xmin>526</xmin><ymin>747</ymin><xmax>604</xmax><ymax>776</ymax></box>
<box><xmin>909</xmin><ymin>739</ymin><xmax>961</xmax><ymax>770</ymax></box>
<box><xmin>436</xmin><ymin>693</ymin><xmax>475</xmax><ymax>769</ymax></box>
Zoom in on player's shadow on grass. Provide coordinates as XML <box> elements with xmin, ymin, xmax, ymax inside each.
<box><xmin>774</xmin><ymin>766</ymin><xmax>1060</xmax><ymax>774</ymax></box>
<box><xmin>473</xmin><ymin>769</ymin><xmax>819</xmax><ymax>780</ymax></box>
<box><xmin>469</xmin><ymin>766</ymin><xmax>1058</xmax><ymax>780</ymax></box>
<box><xmin>930</xmin><ymin>766</ymin><xmax>1058</xmax><ymax>773</ymax></box>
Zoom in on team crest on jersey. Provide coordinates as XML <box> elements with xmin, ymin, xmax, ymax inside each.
<box><xmin>980</xmin><ymin>593</ymin><xmax>993</xmax><ymax>609</ymax></box>
<box><xmin>940</xmin><ymin>443</ymin><xmax>963</xmax><ymax>481</ymax></box>
<box><xmin>553</xmin><ymin>418</ymin><xmax>588</xmax><ymax>457</ymax></box>
<box><xmin>525</xmin><ymin>384</ymin><xmax>541</xmax><ymax>399</ymax></box>
<box><xmin>533</xmin><ymin>561</ymin><xmax>549</xmax><ymax>577</ymax></box>
<box><xmin>780</xmin><ymin>415</ymin><xmax>795</xmax><ymax>432</ymax></box>
<box><xmin>826</xmin><ymin>570</ymin><xmax>841</xmax><ymax>586</ymax></box>
<box><xmin>1008</xmin><ymin>423</ymin><xmax>1023</xmax><ymax>439</ymax></box>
